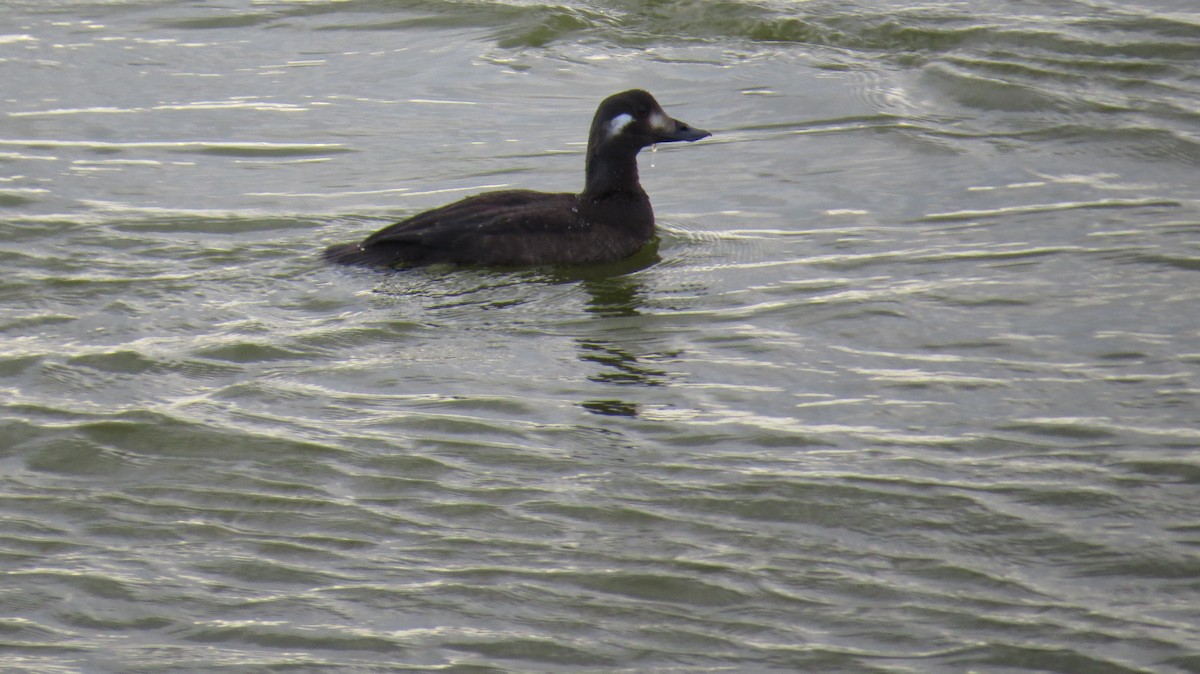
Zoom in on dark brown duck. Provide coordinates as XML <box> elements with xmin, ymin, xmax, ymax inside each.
<box><xmin>323</xmin><ymin>89</ymin><xmax>710</xmax><ymax>268</ymax></box>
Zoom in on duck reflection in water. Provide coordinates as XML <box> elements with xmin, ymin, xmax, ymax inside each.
<box><xmin>574</xmin><ymin>271</ymin><xmax>675</xmax><ymax>419</ymax></box>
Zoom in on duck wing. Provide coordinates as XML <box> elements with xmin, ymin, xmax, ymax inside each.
<box><xmin>364</xmin><ymin>190</ymin><xmax>574</xmax><ymax>245</ymax></box>
<box><xmin>326</xmin><ymin>190</ymin><xmax>583</xmax><ymax>267</ymax></box>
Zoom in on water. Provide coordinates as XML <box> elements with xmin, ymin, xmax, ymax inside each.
<box><xmin>2</xmin><ymin>1</ymin><xmax>1199</xmax><ymax>671</ymax></box>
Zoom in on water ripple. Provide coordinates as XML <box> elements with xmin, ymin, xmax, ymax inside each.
<box><xmin>3</xmin><ymin>0</ymin><xmax>1199</xmax><ymax>671</ymax></box>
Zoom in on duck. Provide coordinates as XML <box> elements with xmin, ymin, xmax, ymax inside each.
<box><xmin>322</xmin><ymin>89</ymin><xmax>710</xmax><ymax>268</ymax></box>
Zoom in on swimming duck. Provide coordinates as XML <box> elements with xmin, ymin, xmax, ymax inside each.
<box><xmin>323</xmin><ymin>89</ymin><xmax>710</xmax><ymax>268</ymax></box>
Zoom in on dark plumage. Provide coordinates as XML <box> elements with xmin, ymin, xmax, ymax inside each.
<box><xmin>323</xmin><ymin>89</ymin><xmax>710</xmax><ymax>268</ymax></box>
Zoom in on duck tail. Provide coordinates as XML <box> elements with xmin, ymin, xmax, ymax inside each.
<box><xmin>323</xmin><ymin>242</ymin><xmax>383</xmax><ymax>267</ymax></box>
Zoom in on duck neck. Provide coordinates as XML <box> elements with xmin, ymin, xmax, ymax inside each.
<box><xmin>582</xmin><ymin>142</ymin><xmax>646</xmax><ymax>201</ymax></box>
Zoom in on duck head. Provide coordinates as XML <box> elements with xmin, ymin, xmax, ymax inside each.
<box><xmin>583</xmin><ymin>89</ymin><xmax>710</xmax><ymax>198</ymax></box>
<box><xmin>588</xmin><ymin>89</ymin><xmax>711</xmax><ymax>152</ymax></box>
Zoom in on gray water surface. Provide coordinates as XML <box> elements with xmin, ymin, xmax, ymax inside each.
<box><xmin>2</xmin><ymin>1</ymin><xmax>1199</xmax><ymax>672</ymax></box>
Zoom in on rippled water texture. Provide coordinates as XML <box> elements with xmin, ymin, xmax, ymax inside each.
<box><xmin>2</xmin><ymin>0</ymin><xmax>1199</xmax><ymax>672</ymax></box>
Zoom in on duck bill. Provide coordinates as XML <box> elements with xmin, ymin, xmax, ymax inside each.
<box><xmin>653</xmin><ymin>115</ymin><xmax>711</xmax><ymax>143</ymax></box>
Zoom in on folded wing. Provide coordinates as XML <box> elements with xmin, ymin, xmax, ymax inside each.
<box><xmin>324</xmin><ymin>190</ymin><xmax>580</xmax><ymax>267</ymax></box>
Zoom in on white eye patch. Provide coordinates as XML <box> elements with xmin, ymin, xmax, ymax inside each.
<box><xmin>606</xmin><ymin>113</ymin><xmax>634</xmax><ymax>137</ymax></box>
<box><xmin>649</xmin><ymin>112</ymin><xmax>671</xmax><ymax>133</ymax></box>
